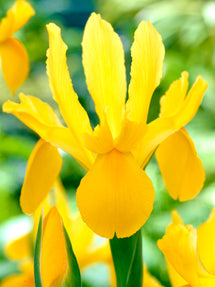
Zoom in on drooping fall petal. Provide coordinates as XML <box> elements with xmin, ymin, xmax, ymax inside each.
<box><xmin>0</xmin><ymin>37</ymin><xmax>29</xmax><ymax>93</ymax></box>
<box><xmin>197</xmin><ymin>208</ymin><xmax>215</xmax><ymax>275</ymax></box>
<box><xmin>77</xmin><ymin>149</ymin><xmax>155</xmax><ymax>239</ymax></box>
<box><xmin>20</xmin><ymin>139</ymin><xmax>62</xmax><ymax>214</ymax></box>
<box><xmin>82</xmin><ymin>12</ymin><xmax>127</xmax><ymax>138</ymax></box>
<box><xmin>3</xmin><ymin>93</ymin><xmax>94</xmax><ymax>170</ymax></box>
<box><xmin>126</xmin><ymin>20</ymin><xmax>165</xmax><ymax>124</ymax></box>
<box><xmin>156</xmin><ymin>128</ymin><xmax>205</xmax><ymax>201</ymax></box>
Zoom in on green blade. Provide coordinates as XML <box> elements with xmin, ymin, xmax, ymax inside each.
<box><xmin>34</xmin><ymin>215</ymin><xmax>43</xmax><ymax>287</ymax></box>
<box><xmin>110</xmin><ymin>229</ymin><xmax>143</xmax><ymax>287</ymax></box>
<box><xmin>62</xmin><ymin>226</ymin><xmax>81</xmax><ymax>287</ymax></box>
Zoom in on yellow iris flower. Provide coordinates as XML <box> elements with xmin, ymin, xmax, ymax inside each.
<box><xmin>3</xmin><ymin>13</ymin><xmax>207</xmax><ymax>238</ymax></box>
<box><xmin>158</xmin><ymin>209</ymin><xmax>215</xmax><ymax>287</ymax></box>
<box><xmin>1</xmin><ymin>182</ymin><xmax>111</xmax><ymax>287</ymax></box>
<box><xmin>143</xmin><ymin>265</ymin><xmax>164</xmax><ymax>287</ymax></box>
<box><xmin>0</xmin><ymin>0</ymin><xmax>34</xmax><ymax>93</ymax></box>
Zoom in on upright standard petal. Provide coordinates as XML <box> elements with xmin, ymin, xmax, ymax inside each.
<box><xmin>82</xmin><ymin>13</ymin><xmax>127</xmax><ymax>138</ymax></box>
<box><xmin>76</xmin><ymin>149</ymin><xmax>154</xmax><ymax>239</ymax></box>
<box><xmin>156</xmin><ymin>128</ymin><xmax>205</xmax><ymax>201</ymax></box>
<box><xmin>46</xmin><ymin>23</ymin><xmax>92</xmax><ymax>143</ymax></box>
<box><xmin>10</xmin><ymin>0</ymin><xmax>35</xmax><ymax>34</ymax></box>
<box><xmin>173</xmin><ymin>75</ymin><xmax>208</xmax><ymax>127</ymax></box>
<box><xmin>197</xmin><ymin>208</ymin><xmax>215</xmax><ymax>275</ymax></box>
<box><xmin>126</xmin><ymin>20</ymin><xmax>165</xmax><ymax>124</ymax></box>
<box><xmin>133</xmin><ymin>74</ymin><xmax>207</xmax><ymax>168</ymax></box>
<box><xmin>3</xmin><ymin>94</ymin><xmax>94</xmax><ymax>170</ymax></box>
<box><xmin>0</xmin><ymin>37</ymin><xmax>29</xmax><ymax>93</ymax></box>
<box><xmin>159</xmin><ymin>71</ymin><xmax>189</xmax><ymax>118</ymax></box>
<box><xmin>20</xmin><ymin>139</ymin><xmax>62</xmax><ymax>214</ymax></box>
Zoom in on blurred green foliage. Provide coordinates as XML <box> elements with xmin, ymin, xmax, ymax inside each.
<box><xmin>0</xmin><ymin>0</ymin><xmax>215</xmax><ymax>286</ymax></box>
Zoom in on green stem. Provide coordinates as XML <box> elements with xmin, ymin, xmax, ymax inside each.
<box><xmin>109</xmin><ymin>229</ymin><xmax>143</xmax><ymax>287</ymax></box>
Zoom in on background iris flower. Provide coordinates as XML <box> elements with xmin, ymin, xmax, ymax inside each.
<box><xmin>0</xmin><ymin>0</ymin><xmax>34</xmax><ymax>93</ymax></box>
<box><xmin>158</xmin><ymin>209</ymin><xmax>215</xmax><ymax>287</ymax></box>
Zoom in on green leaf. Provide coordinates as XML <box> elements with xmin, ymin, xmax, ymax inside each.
<box><xmin>62</xmin><ymin>226</ymin><xmax>81</xmax><ymax>287</ymax></box>
<box><xmin>110</xmin><ymin>229</ymin><xmax>143</xmax><ymax>287</ymax></box>
<box><xmin>34</xmin><ymin>215</ymin><xmax>43</xmax><ymax>287</ymax></box>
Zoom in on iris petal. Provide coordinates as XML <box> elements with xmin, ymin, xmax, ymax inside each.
<box><xmin>126</xmin><ymin>20</ymin><xmax>165</xmax><ymax>124</ymax></box>
<box><xmin>20</xmin><ymin>139</ymin><xmax>62</xmax><ymax>214</ymax></box>
<box><xmin>133</xmin><ymin>74</ymin><xmax>207</xmax><ymax>168</ymax></box>
<box><xmin>5</xmin><ymin>233</ymin><xmax>31</xmax><ymax>260</ymax></box>
<box><xmin>82</xmin><ymin>13</ymin><xmax>127</xmax><ymax>138</ymax></box>
<box><xmin>158</xmin><ymin>223</ymin><xmax>215</xmax><ymax>287</ymax></box>
<box><xmin>197</xmin><ymin>208</ymin><xmax>215</xmax><ymax>275</ymax></box>
<box><xmin>46</xmin><ymin>23</ymin><xmax>92</xmax><ymax>142</ymax></box>
<box><xmin>77</xmin><ymin>149</ymin><xmax>154</xmax><ymax>238</ymax></box>
<box><xmin>3</xmin><ymin>94</ymin><xmax>94</xmax><ymax>170</ymax></box>
<box><xmin>10</xmin><ymin>0</ymin><xmax>35</xmax><ymax>34</ymax></box>
<box><xmin>0</xmin><ymin>37</ymin><xmax>29</xmax><ymax>93</ymax></box>
<box><xmin>156</xmin><ymin>128</ymin><xmax>205</xmax><ymax>201</ymax></box>
<box><xmin>0</xmin><ymin>11</ymin><xmax>13</xmax><ymax>42</ymax></box>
